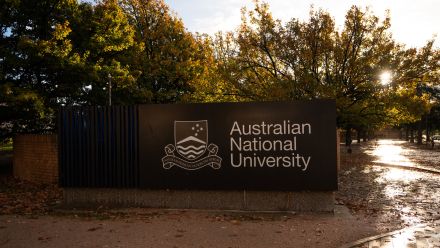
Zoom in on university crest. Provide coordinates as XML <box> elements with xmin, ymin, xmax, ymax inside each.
<box><xmin>162</xmin><ymin>120</ymin><xmax>222</xmax><ymax>170</ymax></box>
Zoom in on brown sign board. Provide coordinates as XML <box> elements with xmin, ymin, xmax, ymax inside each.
<box><xmin>138</xmin><ymin>100</ymin><xmax>337</xmax><ymax>191</ymax></box>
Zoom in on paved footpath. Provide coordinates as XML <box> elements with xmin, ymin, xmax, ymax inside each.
<box><xmin>342</xmin><ymin>221</ymin><xmax>440</xmax><ymax>248</ymax></box>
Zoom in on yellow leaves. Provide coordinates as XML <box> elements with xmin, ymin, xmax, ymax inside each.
<box><xmin>35</xmin><ymin>21</ymin><xmax>80</xmax><ymax>61</ymax></box>
<box><xmin>52</xmin><ymin>21</ymin><xmax>72</xmax><ymax>40</ymax></box>
<box><xmin>95</xmin><ymin>59</ymin><xmax>137</xmax><ymax>89</ymax></box>
<box><xmin>68</xmin><ymin>51</ymin><xmax>88</xmax><ymax>65</ymax></box>
<box><xmin>91</xmin><ymin>0</ymin><xmax>136</xmax><ymax>53</ymax></box>
<box><xmin>392</xmin><ymin>82</ymin><xmax>433</xmax><ymax>122</ymax></box>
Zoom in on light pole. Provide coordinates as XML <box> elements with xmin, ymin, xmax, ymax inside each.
<box><xmin>108</xmin><ymin>73</ymin><xmax>112</xmax><ymax>106</ymax></box>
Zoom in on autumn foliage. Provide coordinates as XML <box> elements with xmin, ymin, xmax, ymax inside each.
<box><xmin>0</xmin><ymin>0</ymin><xmax>439</xmax><ymax>139</ymax></box>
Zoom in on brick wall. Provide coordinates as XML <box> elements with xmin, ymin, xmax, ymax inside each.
<box><xmin>13</xmin><ymin>134</ymin><xmax>58</xmax><ymax>184</ymax></box>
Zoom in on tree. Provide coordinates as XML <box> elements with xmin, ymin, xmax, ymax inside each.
<box><xmin>1</xmin><ymin>0</ymin><xmax>438</xmax><ymax>140</ymax></box>
<box><xmin>0</xmin><ymin>0</ymin><xmax>142</xmax><ymax>138</ymax></box>
<box><xmin>120</xmin><ymin>0</ymin><xmax>213</xmax><ymax>103</ymax></box>
<box><xmin>72</xmin><ymin>0</ymin><xmax>141</xmax><ymax>105</ymax></box>
<box><xmin>211</xmin><ymin>2</ymin><xmax>291</xmax><ymax>101</ymax></box>
<box><xmin>0</xmin><ymin>0</ymin><xmax>78</xmax><ymax>138</ymax></box>
<box><xmin>279</xmin><ymin>8</ymin><xmax>337</xmax><ymax>100</ymax></box>
<box><xmin>210</xmin><ymin>2</ymin><xmax>404</xmax><ymax>133</ymax></box>
<box><xmin>332</xmin><ymin>6</ymin><xmax>398</xmax><ymax>135</ymax></box>
<box><xmin>390</xmin><ymin>41</ymin><xmax>440</xmax><ymax>143</ymax></box>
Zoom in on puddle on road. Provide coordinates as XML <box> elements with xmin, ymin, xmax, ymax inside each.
<box><xmin>360</xmin><ymin>139</ymin><xmax>440</xmax><ymax>227</ymax></box>
<box><xmin>368</xmin><ymin>140</ymin><xmax>415</xmax><ymax>167</ymax></box>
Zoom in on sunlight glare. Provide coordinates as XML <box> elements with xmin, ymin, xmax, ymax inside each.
<box><xmin>370</xmin><ymin>140</ymin><xmax>415</xmax><ymax>167</ymax></box>
<box><xmin>380</xmin><ymin>71</ymin><xmax>392</xmax><ymax>86</ymax></box>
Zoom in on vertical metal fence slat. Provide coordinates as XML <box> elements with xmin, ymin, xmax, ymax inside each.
<box><xmin>113</xmin><ymin>106</ymin><xmax>117</xmax><ymax>187</ymax></box>
<box><xmin>92</xmin><ymin>107</ymin><xmax>97</xmax><ymax>187</ymax></box>
<box><xmin>78</xmin><ymin>110</ymin><xmax>82</xmax><ymax>185</ymax></box>
<box><xmin>128</xmin><ymin>106</ymin><xmax>133</xmax><ymax>187</ymax></box>
<box><xmin>116</xmin><ymin>106</ymin><xmax>121</xmax><ymax>187</ymax></box>
<box><xmin>112</xmin><ymin>106</ymin><xmax>121</xmax><ymax>187</ymax></box>
<box><xmin>120</xmin><ymin>106</ymin><xmax>124</xmax><ymax>187</ymax></box>
<box><xmin>99</xmin><ymin>107</ymin><xmax>104</xmax><ymax>187</ymax></box>
<box><xmin>119</xmin><ymin>106</ymin><xmax>124</xmax><ymax>187</ymax></box>
<box><xmin>68</xmin><ymin>110</ymin><xmax>72</xmax><ymax>187</ymax></box>
<box><xmin>79</xmin><ymin>109</ymin><xmax>84</xmax><ymax>187</ymax></box>
<box><xmin>75</xmin><ymin>110</ymin><xmax>80</xmax><ymax>186</ymax></box>
<box><xmin>96</xmin><ymin>108</ymin><xmax>100</xmax><ymax>187</ymax></box>
<box><xmin>83</xmin><ymin>108</ymin><xmax>88</xmax><ymax>186</ymax></box>
<box><xmin>117</xmin><ymin>106</ymin><xmax>121</xmax><ymax>187</ymax></box>
<box><xmin>71</xmin><ymin>109</ymin><xmax>77</xmax><ymax>186</ymax></box>
<box><xmin>109</xmin><ymin>107</ymin><xmax>114</xmax><ymax>187</ymax></box>
<box><xmin>105</xmin><ymin>107</ymin><xmax>110</xmax><ymax>187</ymax></box>
<box><xmin>68</xmin><ymin>108</ymin><xmax>73</xmax><ymax>187</ymax></box>
<box><xmin>121</xmin><ymin>106</ymin><xmax>130</xmax><ymax>187</ymax></box>
<box><xmin>101</xmin><ymin>107</ymin><xmax>105</xmax><ymax>187</ymax></box>
<box><xmin>134</xmin><ymin>105</ymin><xmax>139</xmax><ymax>187</ymax></box>
<box><xmin>86</xmin><ymin>107</ymin><xmax>91</xmax><ymax>187</ymax></box>
<box><xmin>87</xmin><ymin>107</ymin><xmax>92</xmax><ymax>187</ymax></box>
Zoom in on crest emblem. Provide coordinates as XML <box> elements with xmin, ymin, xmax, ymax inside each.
<box><xmin>175</xmin><ymin>121</ymin><xmax>207</xmax><ymax>161</ymax></box>
<box><xmin>162</xmin><ymin>120</ymin><xmax>222</xmax><ymax>170</ymax></box>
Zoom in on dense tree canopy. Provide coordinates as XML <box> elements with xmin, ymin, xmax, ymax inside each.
<box><xmin>209</xmin><ymin>2</ymin><xmax>439</xmax><ymax>135</ymax></box>
<box><xmin>0</xmin><ymin>0</ymin><xmax>439</xmax><ymax>139</ymax></box>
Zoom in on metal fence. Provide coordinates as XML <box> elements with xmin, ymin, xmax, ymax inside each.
<box><xmin>58</xmin><ymin>106</ymin><xmax>139</xmax><ymax>187</ymax></box>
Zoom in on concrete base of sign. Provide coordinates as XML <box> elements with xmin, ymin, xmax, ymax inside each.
<box><xmin>63</xmin><ymin>189</ymin><xmax>334</xmax><ymax>212</ymax></box>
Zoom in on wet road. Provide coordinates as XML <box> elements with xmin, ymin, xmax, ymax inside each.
<box><xmin>370</xmin><ymin>140</ymin><xmax>440</xmax><ymax>172</ymax></box>
<box><xmin>338</xmin><ymin>139</ymin><xmax>440</xmax><ymax>230</ymax></box>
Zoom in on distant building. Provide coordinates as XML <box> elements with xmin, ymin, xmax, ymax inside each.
<box><xmin>374</xmin><ymin>127</ymin><xmax>401</xmax><ymax>139</ymax></box>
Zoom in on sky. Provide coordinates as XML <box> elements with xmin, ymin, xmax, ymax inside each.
<box><xmin>164</xmin><ymin>0</ymin><xmax>439</xmax><ymax>48</ymax></box>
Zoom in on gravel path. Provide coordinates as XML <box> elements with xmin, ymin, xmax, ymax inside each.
<box><xmin>0</xmin><ymin>209</ymin><xmax>376</xmax><ymax>248</ymax></box>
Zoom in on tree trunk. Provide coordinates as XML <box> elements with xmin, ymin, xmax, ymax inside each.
<box><xmin>426</xmin><ymin>115</ymin><xmax>430</xmax><ymax>144</ymax></box>
<box><xmin>356</xmin><ymin>129</ymin><xmax>361</xmax><ymax>143</ymax></box>
<box><xmin>405</xmin><ymin>126</ymin><xmax>409</xmax><ymax>141</ymax></box>
<box><xmin>410</xmin><ymin>129</ymin><xmax>414</xmax><ymax>143</ymax></box>
<box><xmin>345</xmin><ymin>128</ymin><xmax>352</xmax><ymax>153</ymax></box>
<box><xmin>417</xmin><ymin>121</ymin><xmax>423</xmax><ymax>145</ymax></box>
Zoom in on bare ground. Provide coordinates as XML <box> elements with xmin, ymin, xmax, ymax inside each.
<box><xmin>0</xmin><ymin>209</ymin><xmax>378</xmax><ymax>248</ymax></box>
<box><xmin>0</xmin><ymin>174</ymin><xmax>378</xmax><ymax>248</ymax></box>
